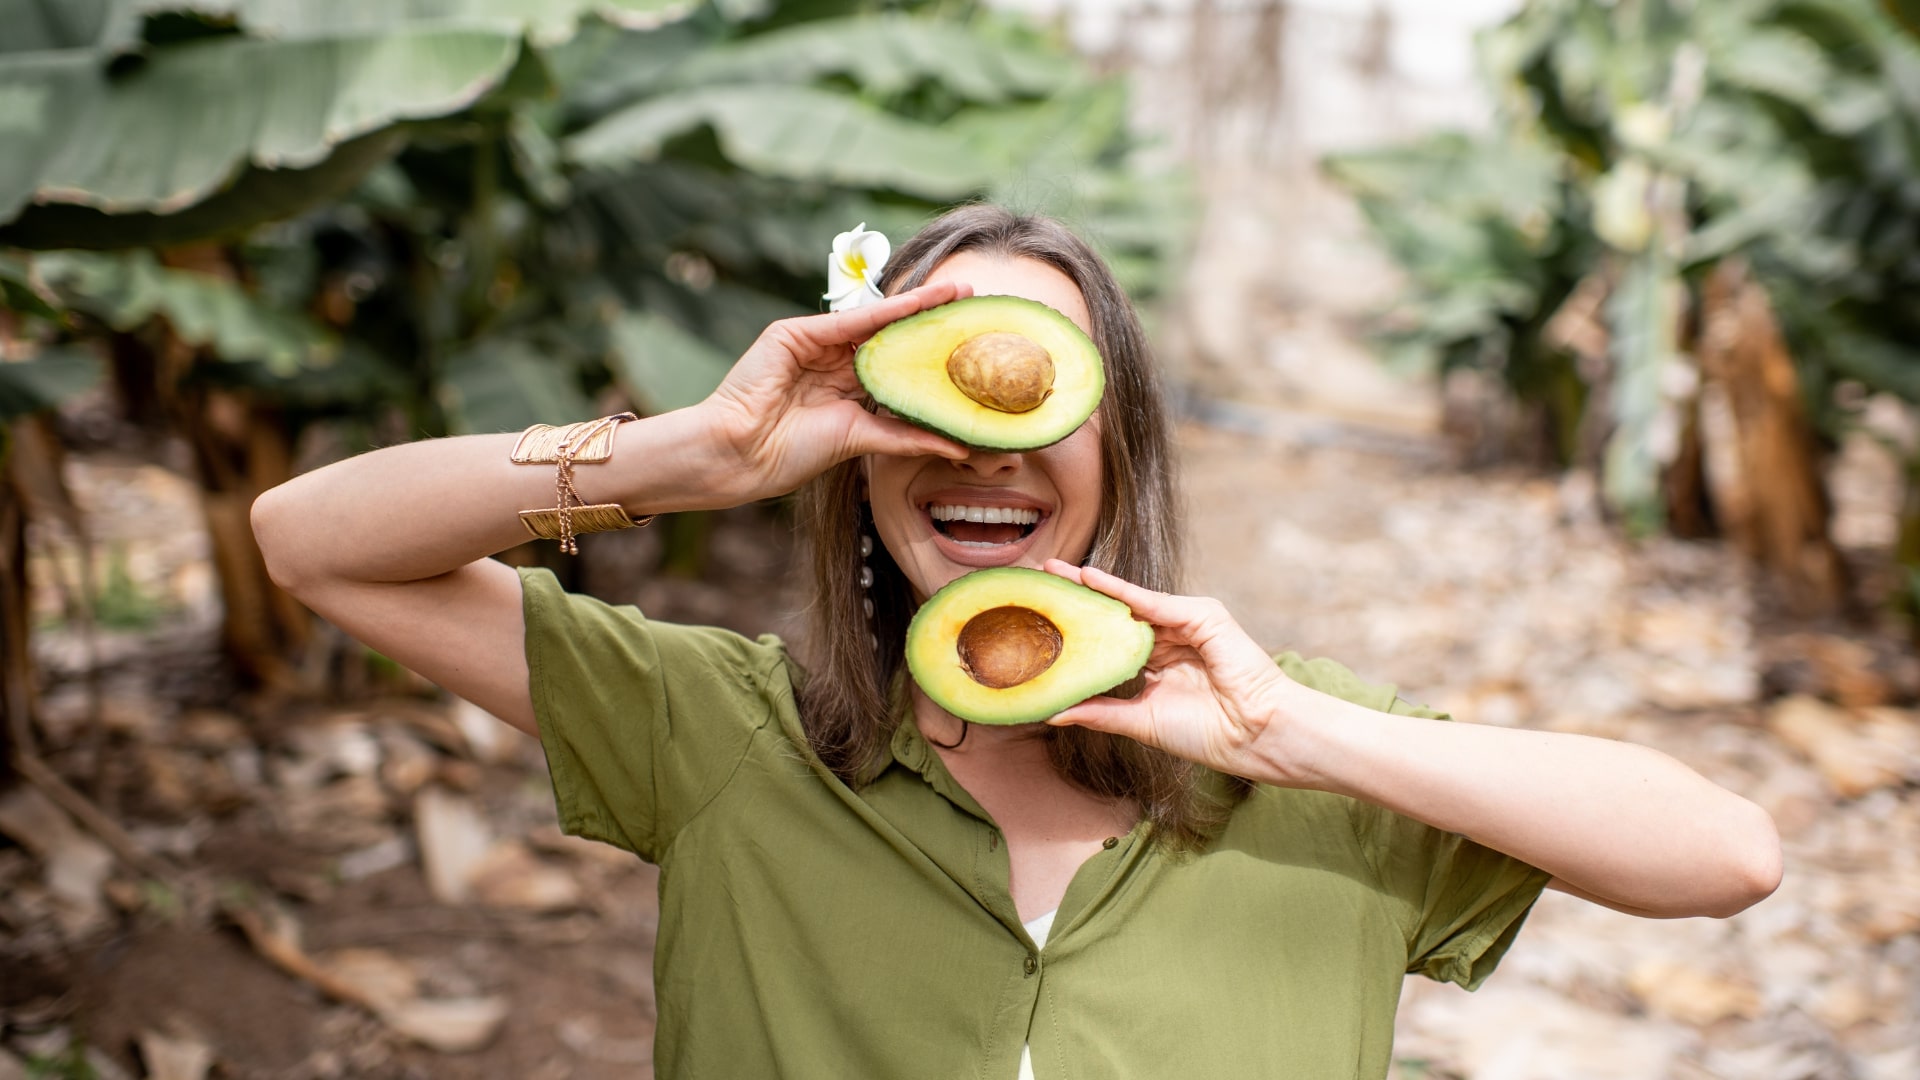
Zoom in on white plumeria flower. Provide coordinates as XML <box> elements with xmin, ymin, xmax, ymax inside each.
<box><xmin>824</xmin><ymin>222</ymin><xmax>890</xmax><ymax>312</ymax></box>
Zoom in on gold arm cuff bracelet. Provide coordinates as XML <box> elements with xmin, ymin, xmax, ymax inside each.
<box><xmin>511</xmin><ymin>411</ymin><xmax>639</xmax><ymax>464</ymax></box>
<box><xmin>512</xmin><ymin>412</ymin><xmax>652</xmax><ymax>554</ymax></box>
<box><xmin>518</xmin><ymin>504</ymin><xmax>655</xmax><ymax>542</ymax></box>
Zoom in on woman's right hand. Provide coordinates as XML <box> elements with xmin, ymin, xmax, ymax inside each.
<box><xmin>697</xmin><ymin>282</ymin><xmax>973</xmax><ymax>502</ymax></box>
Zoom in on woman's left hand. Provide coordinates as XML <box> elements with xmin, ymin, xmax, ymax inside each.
<box><xmin>1041</xmin><ymin>560</ymin><xmax>1295</xmax><ymax>778</ymax></box>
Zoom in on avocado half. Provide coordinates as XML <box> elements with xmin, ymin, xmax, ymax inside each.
<box><xmin>855</xmin><ymin>295</ymin><xmax>1104</xmax><ymax>451</ymax></box>
<box><xmin>906</xmin><ymin>567</ymin><xmax>1152</xmax><ymax>725</ymax></box>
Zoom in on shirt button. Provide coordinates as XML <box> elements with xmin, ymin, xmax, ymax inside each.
<box><xmin>1102</xmin><ymin>836</ymin><xmax>1119</xmax><ymax>850</ymax></box>
<box><xmin>1023</xmin><ymin>956</ymin><xmax>1038</xmax><ymax>976</ymax></box>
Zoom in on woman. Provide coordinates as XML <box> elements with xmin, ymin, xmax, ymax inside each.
<box><xmin>252</xmin><ymin>206</ymin><xmax>1780</xmax><ymax>1079</ymax></box>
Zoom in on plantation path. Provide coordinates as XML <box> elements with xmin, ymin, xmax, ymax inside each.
<box><xmin>1180</xmin><ymin>414</ymin><xmax>1920</xmax><ymax>1080</ymax></box>
<box><xmin>3</xmin><ymin>413</ymin><xmax>1916</xmax><ymax>1078</ymax></box>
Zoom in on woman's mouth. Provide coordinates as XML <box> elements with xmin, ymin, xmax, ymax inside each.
<box><xmin>928</xmin><ymin>503</ymin><xmax>1041</xmax><ymax>547</ymax></box>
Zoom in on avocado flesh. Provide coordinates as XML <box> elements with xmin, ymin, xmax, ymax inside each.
<box><xmin>855</xmin><ymin>295</ymin><xmax>1104</xmax><ymax>451</ymax></box>
<box><xmin>906</xmin><ymin>567</ymin><xmax>1153</xmax><ymax>725</ymax></box>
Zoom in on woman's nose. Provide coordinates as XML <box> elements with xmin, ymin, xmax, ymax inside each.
<box><xmin>954</xmin><ymin>448</ymin><xmax>1021</xmax><ymax>475</ymax></box>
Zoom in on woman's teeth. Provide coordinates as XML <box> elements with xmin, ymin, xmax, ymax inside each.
<box><xmin>928</xmin><ymin>504</ymin><xmax>1040</xmax><ymax>547</ymax></box>
<box><xmin>929</xmin><ymin>505</ymin><xmax>1041</xmax><ymax>525</ymax></box>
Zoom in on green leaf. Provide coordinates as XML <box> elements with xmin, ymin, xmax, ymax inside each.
<box><xmin>671</xmin><ymin>14</ymin><xmax>1070</xmax><ymax>104</ymax></box>
<box><xmin>35</xmin><ymin>250</ymin><xmax>337</xmax><ymax>373</ymax></box>
<box><xmin>0</xmin><ymin>30</ymin><xmax>525</xmax><ymax>223</ymax></box>
<box><xmin>0</xmin><ymin>251</ymin><xmax>60</xmax><ymax>318</ymax></box>
<box><xmin>131</xmin><ymin>0</ymin><xmax>697</xmax><ymax>47</ymax></box>
<box><xmin>946</xmin><ymin>82</ymin><xmax>1127</xmax><ymax>170</ymax></box>
<box><xmin>0</xmin><ymin>127</ymin><xmax>408</xmax><ymax>250</ymax></box>
<box><xmin>1601</xmin><ymin>252</ymin><xmax>1685</xmax><ymax>534</ymax></box>
<box><xmin>607</xmin><ymin>310</ymin><xmax>734</xmax><ymax>413</ymax></box>
<box><xmin>0</xmin><ymin>345</ymin><xmax>106</xmax><ymax>422</ymax></box>
<box><xmin>0</xmin><ymin>0</ymin><xmax>697</xmax><ymax>246</ymax></box>
<box><xmin>0</xmin><ymin>0</ymin><xmax>138</xmax><ymax>53</ymax></box>
<box><xmin>440</xmin><ymin>336</ymin><xmax>594</xmax><ymax>433</ymax></box>
<box><xmin>1884</xmin><ymin>0</ymin><xmax>1920</xmax><ymax>38</ymax></box>
<box><xmin>567</xmin><ymin>84</ymin><xmax>992</xmax><ymax>198</ymax></box>
<box><xmin>1710</xmin><ymin>27</ymin><xmax>1833</xmax><ymax>110</ymax></box>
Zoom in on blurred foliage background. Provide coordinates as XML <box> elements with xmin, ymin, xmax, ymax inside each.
<box><xmin>1326</xmin><ymin>0</ymin><xmax>1920</xmax><ymax>618</ymax></box>
<box><xmin>5</xmin><ymin>0</ymin><xmax>1920</xmax><ymax>739</ymax></box>
<box><xmin>0</xmin><ymin>0</ymin><xmax>1185</xmax><ymax>729</ymax></box>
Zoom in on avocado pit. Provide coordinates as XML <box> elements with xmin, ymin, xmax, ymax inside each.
<box><xmin>956</xmin><ymin>606</ymin><xmax>1063</xmax><ymax>689</ymax></box>
<box><xmin>946</xmin><ymin>332</ymin><xmax>1055</xmax><ymax>414</ymax></box>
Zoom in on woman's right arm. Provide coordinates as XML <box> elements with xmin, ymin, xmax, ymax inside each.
<box><xmin>251</xmin><ymin>283</ymin><xmax>970</xmax><ymax>736</ymax></box>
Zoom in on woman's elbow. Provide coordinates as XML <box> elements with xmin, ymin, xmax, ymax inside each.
<box><xmin>1703</xmin><ymin>797</ymin><xmax>1783</xmax><ymax>918</ymax></box>
<box><xmin>250</xmin><ymin>484</ymin><xmax>309</xmax><ymax>594</ymax></box>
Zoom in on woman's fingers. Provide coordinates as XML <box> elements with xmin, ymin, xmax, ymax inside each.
<box><xmin>784</xmin><ymin>282</ymin><xmax>972</xmax><ymax>367</ymax></box>
<box><xmin>845</xmin><ymin>408</ymin><xmax>969</xmax><ymax>461</ymax></box>
<box><xmin>1048</xmin><ymin>696</ymin><xmax>1144</xmax><ymax>737</ymax></box>
<box><xmin>1041</xmin><ymin>559</ymin><xmax>1086</xmax><ymax>585</ymax></box>
<box><xmin>1045</xmin><ymin>561</ymin><xmax>1214</xmax><ymax>637</ymax></box>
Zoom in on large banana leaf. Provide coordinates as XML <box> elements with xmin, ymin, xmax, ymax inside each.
<box><xmin>0</xmin><ymin>252</ymin><xmax>59</xmax><ymax>318</ymax></box>
<box><xmin>1887</xmin><ymin>0</ymin><xmax>1920</xmax><ymax>36</ymax></box>
<box><xmin>1602</xmin><ymin>251</ymin><xmax>1686</xmax><ymax>533</ymax></box>
<box><xmin>0</xmin><ymin>346</ymin><xmax>106</xmax><ymax>423</ymax></box>
<box><xmin>669</xmin><ymin>13</ymin><xmax>1069</xmax><ymax>103</ymax></box>
<box><xmin>0</xmin><ymin>0</ymin><xmax>692</xmax><ymax>249</ymax></box>
<box><xmin>608</xmin><ymin>310</ymin><xmax>735</xmax><ymax>413</ymax></box>
<box><xmin>440</xmin><ymin>335</ymin><xmax>595</xmax><ymax>434</ymax></box>
<box><xmin>568</xmin><ymin>83</ymin><xmax>991</xmax><ymax>197</ymax></box>
<box><xmin>122</xmin><ymin>0</ymin><xmax>696</xmax><ymax>46</ymax></box>
<box><xmin>35</xmin><ymin>250</ymin><xmax>337</xmax><ymax>373</ymax></box>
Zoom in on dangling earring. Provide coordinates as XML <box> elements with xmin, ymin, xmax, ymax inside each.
<box><xmin>859</xmin><ymin>530</ymin><xmax>878</xmax><ymax>654</ymax></box>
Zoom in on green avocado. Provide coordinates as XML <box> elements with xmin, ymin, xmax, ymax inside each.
<box><xmin>854</xmin><ymin>295</ymin><xmax>1104</xmax><ymax>451</ymax></box>
<box><xmin>906</xmin><ymin>567</ymin><xmax>1153</xmax><ymax>725</ymax></box>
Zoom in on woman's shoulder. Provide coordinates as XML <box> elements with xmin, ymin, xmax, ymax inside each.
<box><xmin>517</xmin><ymin>566</ymin><xmax>800</xmax><ymax>712</ymax></box>
<box><xmin>1273</xmin><ymin>650</ymin><xmax>1446</xmax><ymax>719</ymax></box>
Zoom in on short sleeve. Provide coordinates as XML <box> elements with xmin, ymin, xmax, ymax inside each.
<box><xmin>519</xmin><ymin>567</ymin><xmax>794</xmax><ymax>863</ymax></box>
<box><xmin>1276</xmin><ymin>651</ymin><xmax>1552</xmax><ymax>990</ymax></box>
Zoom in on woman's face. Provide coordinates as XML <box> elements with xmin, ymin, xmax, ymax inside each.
<box><xmin>865</xmin><ymin>251</ymin><xmax>1104</xmax><ymax>603</ymax></box>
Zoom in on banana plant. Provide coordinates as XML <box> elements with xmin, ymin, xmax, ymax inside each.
<box><xmin>1329</xmin><ymin>0</ymin><xmax>1920</xmax><ymax>611</ymax></box>
<box><xmin>0</xmin><ymin>0</ymin><xmax>1188</xmax><ymax>693</ymax></box>
<box><xmin>0</xmin><ymin>0</ymin><xmax>690</xmax><ymax>249</ymax></box>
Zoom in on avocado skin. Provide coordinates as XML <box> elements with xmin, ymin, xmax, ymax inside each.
<box><xmin>907</xmin><ymin>567</ymin><xmax>1153</xmax><ymax>725</ymax></box>
<box><xmin>855</xmin><ymin>296</ymin><xmax>1104</xmax><ymax>452</ymax></box>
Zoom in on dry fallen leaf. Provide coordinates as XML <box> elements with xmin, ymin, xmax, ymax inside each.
<box><xmin>468</xmin><ymin>841</ymin><xmax>583</xmax><ymax>913</ymax></box>
<box><xmin>1767</xmin><ymin>695</ymin><xmax>1906</xmax><ymax>798</ymax></box>
<box><xmin>314</xmin><ymin>948</ymin><xmax>421</xmax><ymax>1012</ymax></box>
<box><xmin>450</xmin><ymin>699</ymin><xmax>513</xmax><ymax>763</ymax></box>
<box><xmin>137</xmin><ymin>1027</ymin><xmax>214</xmax><ymax>1080</ymax></box>
<box><xmin>0</xmin><ymin>787</ymin><xmax>114</xmax><ymax>937</ymax></box>
<box><xmin>414</xmin><ymin>787</ymin><xmax>492</xmax><ymax>904</ymax></box>
<box><xmin>229</xmin><ymin>899</ymin><xmax>508</xmax><ymax>1053</ymax></box>
<box><xmin>1627</xmin><ymin>960</ymin><xmax>1764</xmax><ymax>1025</ymax></box>
<box><xmin>378</xmin><ymin>730</ymin><xmax>439</xmax><ymax>796</ymax></box>
<box><xmin>378</xmin><ymin>997</ymin><xmax>510</xmax><ymax>1053</ymax></box>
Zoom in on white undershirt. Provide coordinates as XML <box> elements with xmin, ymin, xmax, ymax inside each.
<box><xmin>1016</xmin><ymin>910</ymin><xmax>1058</xmax><ymax>1080</ymax></box>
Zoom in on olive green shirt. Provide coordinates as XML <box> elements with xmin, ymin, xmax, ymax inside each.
<box><xmin>521</xmin><ymin>568</ymin><xmax>1549</xmax><ymax>1080</ymax></box>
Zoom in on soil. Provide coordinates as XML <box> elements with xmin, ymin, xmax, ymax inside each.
<box><xmin>3</xmin><ymin>416</ymin><xmax>1917</xmax><ymax>1079</ymax></box>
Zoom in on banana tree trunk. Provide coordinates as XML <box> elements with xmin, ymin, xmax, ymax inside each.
<box><xmin>1695</xmin><ymin>261</ymin><xmax>1847</xmax><ymax>614</ymax></box>
<box><xmin>177</xmin><ymin>380</ymin><xmax>309</xmax><ymax>691</ymax></box>
<box><xmin>0</xmin><ymin>435</ymin><xmax>30</xmax><ymax>785</ymax></box>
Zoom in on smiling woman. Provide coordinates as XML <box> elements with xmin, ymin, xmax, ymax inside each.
<box><xmin>251</xmin><ymin>204</ymin><xmax>1781</xmax><ymax>1080</ymax></box>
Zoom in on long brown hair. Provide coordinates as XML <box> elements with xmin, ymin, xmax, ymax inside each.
<box><xmin>795</xmin><ymin>205</ymin><xmax>1249</xmax><ymax>849</ymax></box>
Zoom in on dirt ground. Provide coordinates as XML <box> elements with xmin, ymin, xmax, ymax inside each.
<box><xmin>3</xmin><ymin>410</ymin><xmax>1918</xmax><ymax>1079</ymax></box>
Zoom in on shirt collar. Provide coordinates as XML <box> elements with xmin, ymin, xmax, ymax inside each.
<box><xmin>877</xmin><ymin>684</ymin><xmax>995</xmax><ymax>825</ymax></box>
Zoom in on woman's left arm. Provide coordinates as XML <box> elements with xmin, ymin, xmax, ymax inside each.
<box><xmin>1043</xmin><ymin>562</ymin><xmax>1783</xmax><ymax>919</ymax></box>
